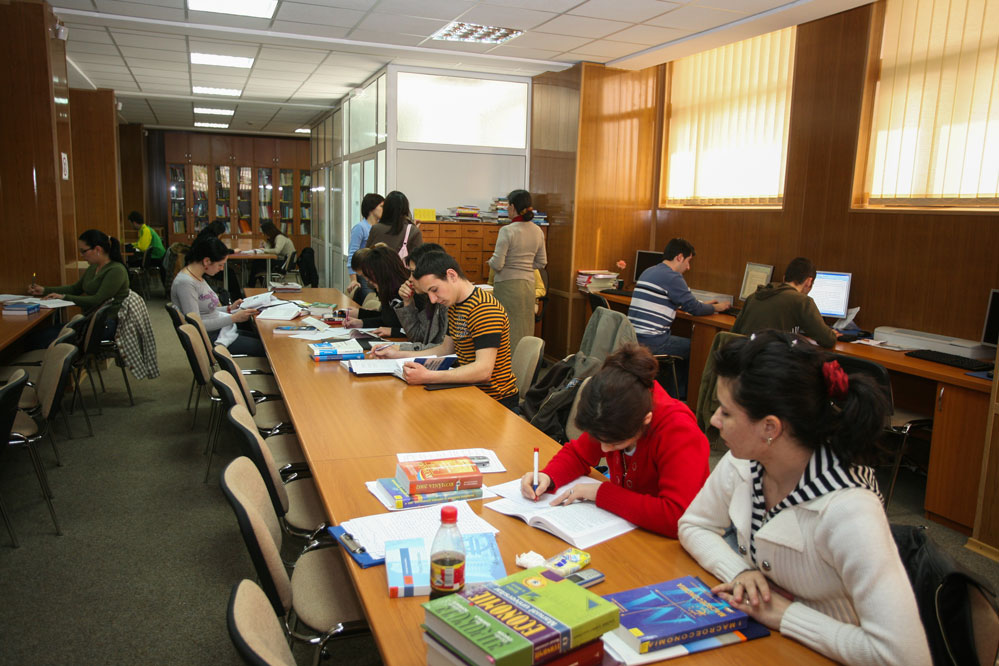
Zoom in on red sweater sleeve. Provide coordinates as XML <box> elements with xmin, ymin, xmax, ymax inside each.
<box><xmin>541</xmin><ymin>433</ymin><xmax>603</xmax><ymax>490</ymax></box>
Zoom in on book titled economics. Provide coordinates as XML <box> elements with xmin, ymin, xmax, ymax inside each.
<box><xmin>603</xmin><ymin>576</ymin><xmax>747</xmax><ymax>654</ymax></box>
<box><xmin>377</xmin><ymin>477</ymin><xmax>483</xmax><ymax>509</ymax></box>
<box><xmin>422</xmin><ymin>567</ymin><xmax>619</xmax><ymax>666</ymax></box>
<box><xmin>395</xmin><ymin>457</ymin><xmax>483</xmax><ymax>495</ymax></box>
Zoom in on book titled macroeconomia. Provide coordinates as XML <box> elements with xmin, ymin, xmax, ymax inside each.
<box><xmin>422</xmin><ymin>567</ymin><xmax>619</xmax><ymax>666</ymax></box>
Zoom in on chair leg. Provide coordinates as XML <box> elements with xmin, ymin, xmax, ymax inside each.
<box><xmin>78</xmin><ymin>389</ymin><xmax>93</xmax><ymax>437</ymax></box>
<box><xmin>885</xmin><ymin>429</ymin><xmax>911</xmax><ymax>510</ymax></box>
<box><xmin>191</xmin><ymin>386</ymin><xmax>203</xmax><ymax>429</ymax></box>
<box><xmin>0</xmin><ymin>490</ymin><xmax>19</xmax><ymax>547</ymax></box>
<box><xmin>47</xmin><ymin>429</ymin><xmax>62</xmax><ymax>467</ymax></box>
<box><xmin>204</xmin><ymin>400</ymin><xmax>221</xmax><ymax>455</ymax></box>
<box><xmin>94</xmin><ymin>357</ymin><xmax>106</xmax><ymax>393</ymax></box>
<box><xmin>204</xmin><ymin>403</ymin><xmax>223</xmax><ymax>483</ymax></box>
<box><xmin>61</xmin><ymin>407</ymin><xmax>75</xmax><ymax>441</ymax></box>
<box><xmin>85</xmin><ymin>358</ymin><xmax>102</xmax><ymax>415</ymax></box>
<box><xmin>25</xmin><ymin>443</ymin><xmax>61</xmax><ymax>535</ymax></box>
<box><xmin>117</xmin><ymin>354</ymin><xmax>135</xmax><ymax>406</ymax></box>
<box><xmin>186</xmin><ymin>377</ymin><xmax>196</xmax><ymax>410</ymax></box>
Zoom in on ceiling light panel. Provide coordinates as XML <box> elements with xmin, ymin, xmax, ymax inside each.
<box><xmin>194</xmin><ymin>107</ymin><xmax>236</xmax><ymax>116</ymax></box>
<box><xmin>191</xmin><ymin>53</ymin><xmax>255</xmax><ymax>68</ymax></box>
<box><xmin>432</xmin><ymin>21</ymin><xmax>524</xmax><ymax>44</ymax></box>
<box><xmin>194</xmin><ymin>121</ymin><xmax>230</xmax><ymax>128</ymax></box>
<box><xmin>193</xmin><ymin>86</ymin><xmax>242</xmax><ymax>96</ymax></box>
<box><xmin>187</xmin><ymin>0</ymin><xmax>277</xmax><ymax>19</ymax></box>
<box><xmin>295</xmin><ymin>128</ymin><xmax>311</xmax><ymax>133</ymax></box>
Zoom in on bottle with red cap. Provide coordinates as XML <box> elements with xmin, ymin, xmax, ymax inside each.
<box><xmin>429</xmin><ymin>504</ymin><xmax>465</xmax><ymax>599</ymax></box>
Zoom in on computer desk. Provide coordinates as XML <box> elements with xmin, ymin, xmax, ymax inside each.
<box><xmin>249</xmin><ymin>288</ymin><xmax>834</xmax><ymax>666</ymax></box>
<box><xmin>598</xmin><ymin>291</ymin><xmax>992</xmax><ymax>533</ymax></box>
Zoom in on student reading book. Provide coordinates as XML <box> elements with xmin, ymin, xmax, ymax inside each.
<box><xmin>346</xmin><ymin>355</ymin><xmax>457</xmax><ymax>380</ymax></box>
<box><xmin>518</xmin><ymin>344</ymin><xmax>709</xmax><ymax>538</ymax></box>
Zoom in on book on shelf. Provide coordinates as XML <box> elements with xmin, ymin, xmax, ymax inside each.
<box><xmin>376</xmin><ymin>476</ymin><xmax>483</xmax><ymax>509</ymax></box>
<box><xmin>387</xmin><ymin>532</ymin><xmax>506</xmax><ymax>598</ymax></box>
<box><xmin>484</xmin><ymin>479</ymin><xmax>635</xmax><ymax>549</ymax></box>
<box><xmin>395</xmin><ymin>456</ymin><xmax>483</xmax><ymax>495</ymax></box>
<box><xmin>424</xmin><ymin>631</ymin><xmax>605</xmax><ymax>666</ymax></box>
<box><xmin>422</xmin><ymin>567</ymin><xmax>619</xmax><ymax>666</ymax></box>
<box><xmin>602</xmin><ymin>576</ymin><xmax>748</xmax><ymax>655</ymax></box>
<box><xmin>345</xmin><ymin>355</ymin><xmax>458</xmax><ymax>380</ymax></box>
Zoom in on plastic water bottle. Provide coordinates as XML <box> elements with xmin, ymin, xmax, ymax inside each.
<box><xmin>429</xmin><ymin>505</ymin><xmax>465</xmax><ymax>599</ymax></box>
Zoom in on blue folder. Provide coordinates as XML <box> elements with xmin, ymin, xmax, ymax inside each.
<box><xmin>328</xmin><ymin>525</ymin><xmax>384</xmax><ymax>568</ymax></box>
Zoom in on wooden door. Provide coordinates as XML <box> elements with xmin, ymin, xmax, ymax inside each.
<box><xmin>164</xmin><ymin>132</ymin><xmax>189</xmax><ymax>163</ymax></box>
<box><xmin>256</xmin><ymin>166</ymin><xmax>275</xmax><ymax>235</ymax></box>
<box><xmin>210</xmin><ymin>135</ymin><xmax>232</xmax><ymax>164</ymax></box>
<box><xmin>276</xmin><ymin>138</ymin><xmax>298</xmax><ymax>166</ymax></box>
<box><xmin>188</xmin><ymin>133</ymin><xmax>211</xmax><ymax>163</ymax></box>
<box><xmin>235</xmin><ymin>165</ymin><xmax>254</xmax><ymax>235</ymax></box>
<box><xmin>925</xmin><ymin>383</ymin><xmax>990</xmax><ymax>530</ymax></box>
<box><xmin>254</xmin><ymin>137</ymin><xmax>276</xmax><ymax>166</ymax></box>
<box><xmin>190</xmin><ymin>163</ymin><xmax>210</xmax><ymax>238</ymax></box>
<box><xmin>167</xmin><ymin>162</ymin><xmax>189</xmax><ymax>240</ymax></box>
<box><xmin>231</xmin><ymin>136</ymin><xmax>254</xmax><ymax>164</ymax></box>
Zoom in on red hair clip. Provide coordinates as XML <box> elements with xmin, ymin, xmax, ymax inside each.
<box><xmin>822</xmin><ymin>360</ymin><xmax>849</xmax><ymax>401</ymax></box>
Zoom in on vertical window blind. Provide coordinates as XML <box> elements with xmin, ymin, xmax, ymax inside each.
<box><xmin>663</xmin><ymin>27</ymin><xmax>796</xmax><ymax>206</ymax></box>
<box><xmin>865</xmin><ymin>0</ymin><xmax>999</xmax><ymax>205</ymax></box>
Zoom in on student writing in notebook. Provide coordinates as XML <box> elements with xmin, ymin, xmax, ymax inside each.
<box><xmin>518</xmin><ymin>344</ymin><xmax>710</xmax><ymax>537</ymax></box>
<box><xmin>372</xmin><ymin>251</ymin><xmax>520</xmax><ymax>410</ymax></box>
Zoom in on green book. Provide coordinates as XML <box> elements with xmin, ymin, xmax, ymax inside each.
<box><xmin>422</xmin><ymin>567</ymin><xmax>619</xmax><ymax>666</ymax></box>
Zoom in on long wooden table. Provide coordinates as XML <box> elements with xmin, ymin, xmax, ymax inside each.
<box><xmin>0</xmin><ymin>307</ymin><xmax>54</xmax><ymax>354</ymax></box>
<box><xmin>249</xmin><ymin>288</ymin><xmax>833</xmax><ymax>666</ymax></box>
<box><xmin>599</xmin><ymin>290</ymin><xmax>993</xmax><ymax>533</ymax></box>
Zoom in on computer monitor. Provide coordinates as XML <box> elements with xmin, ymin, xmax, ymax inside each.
<box><xmin>808</xmin><ymin>271</ymin><xmax>852</xmax><ymax>318</ymax></box>
<box><xmin>982</xmin><ymin>289</ymin><xmax>999</xmax><ymax>348</ymax></box>
<box><xmin>633</xmin><ymin>250</ymin><xmax>663</xmax><ymax>284</ymax></box>
<box><xmin>739</xmin><ymin>262</ymin><xmax>774</xmax><ymax>301</ymax></box>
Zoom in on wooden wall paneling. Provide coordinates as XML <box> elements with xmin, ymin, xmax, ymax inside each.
<box><xmin>51</xmin><ymin>30</ymin><xmax>76</xmax><ymax>282</ymax></box>
<box><xmin>276</xmin><ymin>138</ymin><xmax>299</xmax><ymax>166</ymax></box>
<box><xmin>69</xmin><ymin>88</ymin><xmax>121</xmax><ymax>241</ymax></box>
<box><xmin>146</xmin><ymin>131</ymin><xmax>167</xmax><ymax>232</ymax></box>
<box><xmin>296</xmin><ymin>139</ymin><xmax>310</xmax><ymax>167</ymax></box>
<box><xmin>254</xmin><ymin>137</ymin><xmax>276</xmax><ymax>165</ymax></box>
<box><xmin>187</xmin><ymin>132</ymin><xmax>210</xmax><ymax>163</ymax></box>
<box><xmin>118</xmin><ymin>123</ymin><xmax>147</xmax><ymax>235</ymax></box>
<box><xmin>972</xmin><ymin>348</ymin><xmax>999</xmax><ymax>551</ymax></box>
<box><xmin>231</xmin><ymin>135</ymin><xmax>254</xmax><ymax>163</ymax></box>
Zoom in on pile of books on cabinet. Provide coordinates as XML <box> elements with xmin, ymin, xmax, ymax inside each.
<box><xmin>576</xmin><ymin>270</ymin><xmax>618</xmax><ymax>292</ymax></box>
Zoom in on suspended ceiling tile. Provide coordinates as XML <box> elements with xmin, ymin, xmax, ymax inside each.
<box><xmin>129</xmin><ymin>58</ymin><xmax>191</xmax><ymax>71</ymax></box>
<box><xmin>63</xmin><ymin>24</ymin><xmax>113</xmax><ymax>43</ymax></box>
<box><xmin>92</xmin><ymin>0</ymin><xmax>186</xmax><ymax>20</ymax></box>
<box><xmin>274</xmin><ymin>2</ymin><xmax>366</xmax><ymax>27</ymax></box>
<box><xmin>256</xmin><ymin>47</ymin><xmax>328</xmax><ymax>64</ymax></box>
<box><xmin>371</xmin><ymin>0</ymin><xmax>476</xmax><ymax>21</ymax></box>
<box><xmin>535</xmin><ymin>14</ymin><xmax>632</xmax><ymax>39</ymax></box>
<box><xmin>570</xmin><ymin>39</ymin><xmax>643</xmax><ymax>58</ymax></box>
<box><xmin>484</xmin><ymin>44</ymin><xmax>562</xmax><ymax>60</ymax></box>
<box><xmin>610</xmin><ymin>23</ymin><xmax>689</xmax><ymax>45</ymax></box>
<box><xmin>354</xmin><ymin>13</ymin><xmax>448</xmax><ymax>37</ymax></box>
<box><xmin>118</xmin><ymin>46</ymin><xmax>188</xmax><ymax>62</ymax></box>
<box><xmin>190</xmin><ymin>65</ymin><xmax>253</xmax><ymax>79</ymax></box>
<box><xmin>345</xmin><ymin>29</ymin><xmax>427</xmax><ymax>47</ymax></box>
<box><xmin>123</xmin><ymin>0</ymin><xmax>185</xmax><ymax>6</ymax></box>
<box><xmin>111</xmin><ymin>31</ymin><xmax>187</xmax><ymax>51</ymax></box>
<box><xmin>481</xmin><ymin>0</ymin><xmax>582</xmax><ymax>12</ymax></box>
<box><xmin>648</xmin><ymin>4</ymin><xmax>746</xmax><ymax>30</ymax></box>
<box><xmin>570</xmin><ymin>0</ymin><xmax>675</xmax><ymax>23</ymax></box>
<box><xmin>503</xmin><ymin>31</ymin><xmax>591</xmax><ymax>51</ymax></box>
<box><xmin>140</xmin><ymin>83</ymin><xmax>194</xmax><ymax>94</ymax></box>
<box><xmin>456</xmin><ymin>4</ymin><xmax>557</xmax><ymax>31</ymax></box>
<box><xmin>68</xmin><ymin>52</ymin><xmax>127</xmax><ymax>65</ymax></box>
<box><xmin>67</xmin><ymin>42</ymin><xmax>121</xmax><ymax>56</ymax></box>
<box><xmin>551</xmin><ymin>51</ymin><xmax>610</xmax><ymax>63</ymax></box>
<box><xmin>132</xmin><ymin>68</ymin><xmax>190</xmax><ymax>80</ymax></box>
<box><xmin>253</xmin><ymin>59</ymin><xmax>323</xmax><ymax>73</ymax></box>
<box><xmin>269</xmin><ymin>21</ymin><xmax>352</xmax><ymax>38</ymax></box>
<box><xmin>422</xmin><ymin>39</ymin><xmax>497</xmax><ymax>54</ymax></box>
<box><xmin>52</xmin><ymin>0</ymin><xmax>99</xmax><ymax>9</ymax></box>
<box><xmin>322</xmin><ymin>52</ymin><xmax>388</xmax><ymax>69</ymax></box>
<box><xmin>186</xmin><ymin>12</ymin><xmax>273</xmax><ymax>30</ymax></box>
<box><xmin>289</xmin><ymin>0</ymin><xmax>377</xmax><ymax>8</ymax></box>
<box><xmin>698</xmin><ymin>0</ymin><xmax>786</xmax><ymax>12</ymax></box>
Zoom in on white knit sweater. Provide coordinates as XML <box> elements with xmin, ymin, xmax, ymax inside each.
<box><xmin>678</xmin><ymin>453</ymin><xmax>931</xmax><ymax>666</ymax></box>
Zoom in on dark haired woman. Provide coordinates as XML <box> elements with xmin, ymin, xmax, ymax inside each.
<box><xmin>678</xmin><ymin>331</ymin><xmax>929</xmax><ymax>665</ymax></box>
<box><xmin>170</xmin><ymin>236</ymin><xmax>263</xmax><ymax>356</ymax></box>
<box><xmin>193</xmin><ymin>219</ymin><xmax>243</xmax><ymax>301</ymax></box>
<box><xmin>488</xmin><ymin>189</ymin><xmax>546</xmax><ymax>354</ymax></box>
<box><xmin>28</xmin><ymin>229</ymin><xmax>129</xmax><ymax>341</ymax></box>
<box><xmin>347</xmin><ymin>193</ymin><xmax>384</xmax><ymax>305</ymax></box>
<box><xmin>518</xmin><ymin>343</ymin><xmax>709</xmax><ymax>537</ymax></box>
<box><xmin>343</xmin><ymin>245</ymin><xmax>409</xmax><ymax>337</ymax></box>
<box><xmin>254</xmin><ymin>221</ymin><xmax>295</xmax><ymax>283</ymax></box>
<box><xmin>366</xmin><ymin>190</ymin><xmax>422</xmax><ymax>259</ymax></box>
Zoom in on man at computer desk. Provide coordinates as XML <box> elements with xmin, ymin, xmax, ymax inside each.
<box><xmin>628</xmin><ymin>238</ymin><xmax>729</xmax><ymax>399</ymax></box>
<box><xmin>731</xmin><ymin>257</ymin><xmax>838</xmax><ymax>348</ymax></box>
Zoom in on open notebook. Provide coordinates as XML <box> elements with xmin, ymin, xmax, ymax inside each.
<box><xmin>484</xmin><ymin>479</ymin><xmax>635</xmax><ymax>549</ymax></box>
<box><xmin>345</xmin><ymin>355</ymin><xmax>457</xmax><ymax>380</ymax></box>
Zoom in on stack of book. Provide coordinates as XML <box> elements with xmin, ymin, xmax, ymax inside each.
<box><xmin>308</xmin><ymin>339</ymin><xmax>364</xmax><ymax>362</ymax></box>
<box><xmin>575</xmin><ymin>270</ymin><xmax>618</xmax><ymax>292</ymax></box>
<box><xmin>381</xmin><ymin>456</ymin><xmax>484</xmax><ymax>510</ymax></box>
<box><xmin>422</xmin><ymin>567</ymin><xmax>617</xmax><ymax>666</ymax></box>
<box><xmin>448</xmin><ymin>205</ymin><xmax>480</xmax><ymax>221</ymax></box>
<box><xmin>268</xmin><ymin>281</ymin><xmax>302</xmax><ymax>292</ymax></box>
<box><xmin>3</xmin><ymin>302</ymin><xmax>41</xmax><ymax>316</ymax></box>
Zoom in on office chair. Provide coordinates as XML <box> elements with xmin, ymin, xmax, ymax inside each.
<box><xmin>227</xmin><ymin>579</ymin><xmax>297</xmax><ymax>666</ymax></box>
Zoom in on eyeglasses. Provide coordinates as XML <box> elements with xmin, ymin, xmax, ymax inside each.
<box><xmin>79</xmin><ymin>247</ymin><xmax>93</xmax><ymax>255</ymax></box>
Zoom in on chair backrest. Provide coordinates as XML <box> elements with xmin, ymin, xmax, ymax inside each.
<box><xmin>36</xmin><ymin>343</ymin><xmax>78</xmax><ymax>419</ymax></box>
<box><xmin>576</xmin><ymin>307</ymin><xmax>636</xmax><ymax>376</ymax></box>
<box><xmin>227</xmin><ymin>405</ymin><xmax>289</xmax><ymax>518</ymax></box>
<box><xmin>177</xmin><ymin>324</ymin><xmax>212</xmax><ymax>387</ymax></box>
<box><xmin>184</xmin><ymin>312</ymin><xmax>216</xmax><ymax>367</ymax></box>
<box><xmin>279</xmin><ymin>251</ymin><xmax>296</xmax><ymax>274</ymax></box>
<box><xmin>226</xmin><ymin>580</ymin><xmax>297</xmax><ymax>666</ymax></box>
<box><xmin>829</xmin><ymin>352</ymin><xmax>895</xmax><ymax>417</ymax></box>
<box><xmin>0</xmin><ymin>370</ymin><xmax>29</xmax><ymax>440</ymax></box>
<box><xmin>695</xmin><ymin>331</ymin><xmax>745</xmax><ymax>443</ymax></box>
<box><xmin>512</xmin><ymin>336</ymin><xmax>545</xmax><ymax>402</ymax></box>
<box><xmin>81</xmin><ymin>301</ymin><xmax>113</xmax><ymax>354</ymax></box>
<box><xmin>587</xmin><ymin>292</ymin><xmax>610</xmax><ymax>313</ymax></box>
<box><xmin>48</xmin><ymin>326</ymin><xmax>77</xmax><ymax>349</ymax></box>
<box><xmin>211</xmin><ymin>370</ymin><xmax>250</xmax><ymax>413</ymax></box>
<box><xmin>220</xmin><ymin>457</ymin><xmax>291</xmax><ymax>618</ymax></box>
<box><xmin>214</xmin><ymin>346</ymin><xmax>256</xmax><ymax>415</ymax></box>
<box><xmin>564</xmin><ymin>376</ymin><xmax>592</xmax><ymax>442</ymax></box>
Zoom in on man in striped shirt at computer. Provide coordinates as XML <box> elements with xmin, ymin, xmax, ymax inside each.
<box><xmin>627</xmin><ymin>238</ymin><xmax>730</xmax><ymax>400</ymax></box>
<box><xmin>372</xmin><ymin>250</ymin><xmax>520</xmax><ymax>411</ymax></box>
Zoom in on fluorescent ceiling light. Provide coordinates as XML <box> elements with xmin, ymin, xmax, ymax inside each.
<box><xmin>187</xmin><ymin>0</ymin><xmax>277</xmax><ymax>19</ymax></box>
<box><xmin>432</xmin><ymin>21</ymin><xmax>523</xmax><ymax>44</ymax></box>
<box><xmin>191</xmin><ymin>53</ymin><xmax>254</xmax><ymax>69</ymax></box>
<box><xmin>194</xmin><ymin>107</ymin><xmax>235</xmax><ymax>116</ymax></box>
<box><xmin>295</xmin><ymin>128</ymin><xmax>311</xmax><ymax>134</ymax></box>
<box><xmin>195</xmin><ymin>122</ymin><xmax>229</xmax><ymax>129</ymax></box>
<box><xmin>193</xmin><ymin>86</ymin><xmax>242</xmax><ymax>97</ymax></box>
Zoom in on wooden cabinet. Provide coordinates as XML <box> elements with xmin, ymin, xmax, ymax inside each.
<box><xmin>163</xmin><ymin>131</ymin><xmax>309</xmax><ymax>247</ymax></box>
<box><xmin>418</xmin><ymin>221</ymin><xmax>549</xmax><ymax>284</ymax></box>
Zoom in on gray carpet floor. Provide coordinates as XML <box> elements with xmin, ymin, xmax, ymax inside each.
<box><xmin>0</xmin><ymin>294</ymin><xmax>996</xmax><ymax>665</ymax></box>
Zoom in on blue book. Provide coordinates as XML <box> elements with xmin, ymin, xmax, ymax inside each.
<box><xmin>312</xmin><ymin>351</ymin><xmax>365</xmax><ymax>362</ymax></box>
<box><xmin>376</xmin><ymin>477</ymin><xmax>483</xmax><ymax>509</ymax></box>
<box><xmin>4</xmin><ymin>302</ymin><xmax>40</xmax><ymax>315</ymax></box>
<box><xmin>603</xmin><ymin>576</ymin><xmax>748</xmax><ymax>654</ymax></box>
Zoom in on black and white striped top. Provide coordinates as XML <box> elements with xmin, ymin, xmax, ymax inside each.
<box><xmin>749</xmin><ymin>446</ymin><xmax>882</xmax><ymax>564</ymax></box>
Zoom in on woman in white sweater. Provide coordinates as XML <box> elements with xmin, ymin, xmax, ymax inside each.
<box><xmin>678</xmin><ymin>330</ymin><xmax>930</xmax><ymax>666</ymax></box>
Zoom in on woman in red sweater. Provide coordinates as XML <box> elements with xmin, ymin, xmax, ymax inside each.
<box><xmin>519</xmin><ymin>343</ymin><xmax>710</xmax><ymax>537</ymax></box>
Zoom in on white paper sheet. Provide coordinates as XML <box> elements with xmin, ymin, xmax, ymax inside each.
<box><xmin>339</xmin><ymin>502</ymin><xmax>497</xmax><ymax>559</ymax></box>
<box><xmin>397</xmin><ymin>448</ymin><xmax>506</xmax><ymax>473</ymax></box>
<box><xmin>289</xmin><ymin>329</ymin><xmax>345</xmax><ymax>341</ymax></box>
<box><xmin>13</xmin><ymin>297</ymin><xmax>75</xmax><ymax>308</ymax></box>
<box><xmin>240</xmin><ymin>291</ymin><xmax>277</xmax><ymax>309</ymax></box>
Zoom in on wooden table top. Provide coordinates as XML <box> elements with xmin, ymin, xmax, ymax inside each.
<box><xmin>252</xmin><ymin>288</ymin><xmax>833</xmax><ymax>666</ymax></box>
<box><xmin>0</xmin><ymin>307</ymin><xmax>54</xmax><ymax>353</ymax></box>
<box><xmin>228</xmin><ymin>252</ymin><xmax>279</xmax><ymax>260</ymax></box>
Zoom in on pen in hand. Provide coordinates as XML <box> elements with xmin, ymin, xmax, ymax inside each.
<box><xmin>532</xmin><ymin>447</ymin><xmax>539</xmax><ymax>500</ymax></box>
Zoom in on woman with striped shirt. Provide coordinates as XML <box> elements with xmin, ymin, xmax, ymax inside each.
<box><xmin>678</xmin><ymin>331</ymin><xmax>929</xmax><ymax>666</ymax></box>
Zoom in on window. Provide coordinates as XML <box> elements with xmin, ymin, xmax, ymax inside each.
<box><xmin>663</xmin><ymin>27</ymin><xmax>796</xmax><ymax>206</ymax></box>
<box><xmin>863</xmin><ymin>0</ymin><xmax>999</xmax><ymax>205</ymax></box>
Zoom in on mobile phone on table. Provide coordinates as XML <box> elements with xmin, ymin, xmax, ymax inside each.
<box><xmin>566</xmin><ymin>569</ymin><xmax>604</xmax><ymax>588</ymax></box>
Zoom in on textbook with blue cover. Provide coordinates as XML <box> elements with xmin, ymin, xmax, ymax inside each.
<box><xmin>603</xmin><ymin>576</ymin><xmax>747</xmax><ymax>654</ymax></box>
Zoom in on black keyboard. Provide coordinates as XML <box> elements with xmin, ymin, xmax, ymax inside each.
<box><xmin>904</xmin><ymin>349</ymin><xmax>993</xmax><ymax>372</ymax></box>
<box><xmin>601</xmin><ymin>288</ymin><xmax>633</xmax><ymax>297</ymax></box>
<box><xmin>722</xmin><ymin>307</ymin><xmax>741</xmax><ymax>316</ymax></box>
